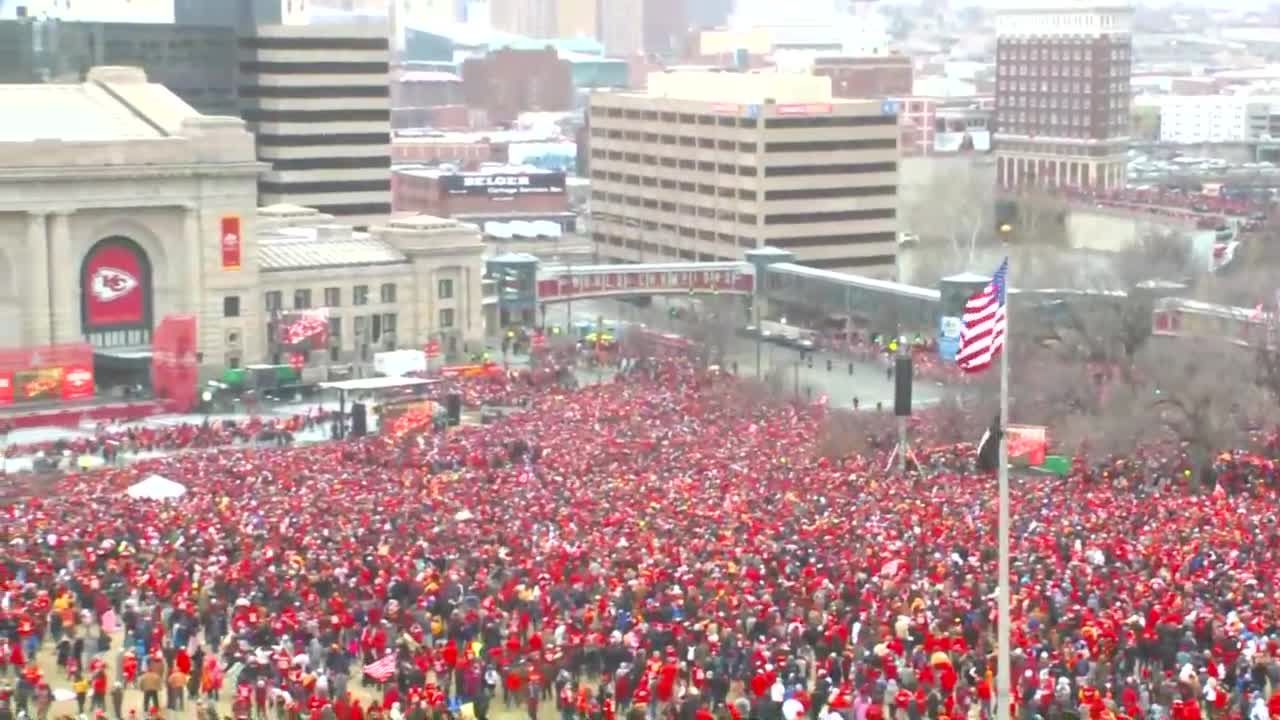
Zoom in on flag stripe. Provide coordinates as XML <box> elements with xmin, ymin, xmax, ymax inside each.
<box><xmin>956</xmin><ymin>259</ymin><xmax>1008</xmax><ymax>374</ymax></box>
<box><xmin>362</xmin><ymin>652</ymin><xmax>397</xmax><ymax>682</ymax></box>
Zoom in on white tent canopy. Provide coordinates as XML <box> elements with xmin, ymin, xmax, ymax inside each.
<box><xmin>125</xmin><ymin>474</ymin><xmax>187</xmax><ymax>500</ymax></box>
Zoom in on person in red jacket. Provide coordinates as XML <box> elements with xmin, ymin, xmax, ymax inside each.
<box><xmin>656</xmin><ymin>661</ymin><xmax>678</xmax><ymax>704</ymax></box>
<box><xmin>633</xmin><ymin>675</ymin><xmax>652</xmax><ymax>708</ymax></box>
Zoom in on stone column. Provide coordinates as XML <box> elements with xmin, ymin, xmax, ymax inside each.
<box><xmin>183</xmin><ymin>205</ymin><xmax>204</xmax><ymax>317</ymax></box>
<box><xmin>25</xmin><ymin>211</ymin><xmax>51</xmax><ymax>346</ymax></box>
<box><xmin>48</xmin><ymin>209</ymin><xmax>77</xmax><ymax>344</ymax></box>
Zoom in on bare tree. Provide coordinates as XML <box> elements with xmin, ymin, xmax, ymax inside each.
<box><xmin>1192</xmin><ymin>226</ymin><xmax>1280</xmax><ymax>410</ymax></box>
<box><xmin>1088</xmin><ymin>337</ymin><xmax>1259</xmax><ymax>487</ymax></box>
<box><xmin>679</xmin><ymin>294</ymin><xmax>743</xmax><ymax>367</ymax></box>
<box><xmin>1002</xmin><ymin>188</ymin><xmax>1071</xmax><ymax>249</ymax></box>
<box><xmin>815</xmin><ymin>409</ymin><xmax>896</xmax><ymax>459</ymax></box>
<box><xmin>899</xmin><ymin>158</ymin><xmax>997</xmax><ymax>285</ymax></box>
<box><xmin>1014</xmin><ymin>230</ymin><xmax>1193</xmax><ymax>364</ymax></box>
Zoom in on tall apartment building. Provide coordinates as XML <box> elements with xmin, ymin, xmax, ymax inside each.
<box><xmin>588</xmin><ymin>71</ymin><xmax>900</xmax><ymax>276</ymax></box>
<box><xmin>994</xmin><ymin>1</ymin><xmax>1132</xmax><ymax>191</ymax></box>
<box><xmin>239</xmin><ymin>24</ymin><xmax>393</xmax><ymax>228</ymax></box>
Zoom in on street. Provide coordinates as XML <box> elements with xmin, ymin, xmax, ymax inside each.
<box><xmin>540</xmin><ymin>297</ymin><xmax>950</xmax><ymax>411</ymax></box>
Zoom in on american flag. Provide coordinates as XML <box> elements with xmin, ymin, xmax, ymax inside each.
<box><xmin>956</xmin><ymin>258</ymin><xmax>1009</xmax><ymax>374</ymax></box>
<box><xmin>362</xmin><ymin>652</ymin><xmax>397</xmax><ymax>683</ymax></box>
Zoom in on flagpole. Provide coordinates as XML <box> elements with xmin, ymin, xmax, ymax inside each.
<box><xmin>996</xmin><ymin>263</ymin><xmax>1012</xmax><ymax>720</ymax></box>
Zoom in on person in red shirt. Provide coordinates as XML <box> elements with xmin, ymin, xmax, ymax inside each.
<box><xmin>505</xmin><ymin>668</ymin><xmax>524</xmax><ymax>708</ymax></box>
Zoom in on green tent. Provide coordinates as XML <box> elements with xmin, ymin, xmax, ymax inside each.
<box><xmin>1037</xmin><ymin>455</ymin><xmax>1071</xmax><ymax>477</ymax></box>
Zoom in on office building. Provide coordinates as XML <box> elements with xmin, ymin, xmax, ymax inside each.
<box><xmin>588</xmin><ymin>70</ymin><xmax>900</xmax><ymax>276</ymax></box>
<box><xmin>994</xmin><ymin>1</ymin><xmax>1133</xmax><ymax>191</ymax></box>
<box><xmin>642</xmin><ymin>0</ymin><xmax>686</xmax><ymax>56</ymax></box>
<box><xmin>685</xmin><ymin>0</ymin><xmax>732</xmax><ymax>30</ymax></box>
<box><xmin>0</xmin><ymin>19</ymin><xmax>238</xmax><ymax>116</ymax></box>
<box><xmin>814</xmin><ymin>56</ymin><xmax>913</xmax><ymax>99</ymax></box>
<box><xmin>3</xmin><ymin>0</ymin><xmax>173</xmax><ymax>22</ymax></box>
<box><xmin>557</xmin><ymin>0</ymin><xmax>597</xmax><ymax>39</ymax></box>
<box><xmin>392</xmin><ymin>166</ymin><xmax>571</xmax><ymax>226</ymax></box>
<box><xmin>488</xmin><ymin>0</ymin><xmax>557</xmax><ymax>37</ymax></box>
<box><xmin>239</xmin><ymin>23</ymin><xmax>393</xmax><ymax>228</ymax></box>
<box><xmin>599</xmin><ymin>0</ymin><xmax>644</xmax><ymax>57</ymax></box>
<box><xmin>174</xmin><ymin>0</ymin><xmax>308</xmax><ymax>27</ymax></box>
<box><xmin>1136</xmin><ymin>95</ymin><xmax>1272</xmax><ymax>144</ymax></box>
<box><xmin>461</xmin><ymin>48</ymin><xmax>574</xmax><ymax>126</ymax></box>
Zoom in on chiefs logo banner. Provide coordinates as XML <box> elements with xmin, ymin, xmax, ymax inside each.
<box><xmin>83</xmin><ymin>240</ymin><xmax>147</xmax><ymax>328</ymax></box>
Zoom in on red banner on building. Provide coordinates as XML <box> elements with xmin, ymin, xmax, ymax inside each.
<box><xmin>61</xmin><ymin>365</ymin><xmax>95</xmax><ymax>401</ymax></box>
<box><xmin>151</xmin><ymin>314</ymin><xmax>199</xmax><ymax>413</ymax></box>
<box><xmin>0</xmin><ymin>371</ymin><xmax>13</xmax><ymax>406</ymax></box>
<box><xmin>221</xmin><ymin>215</ymin><xmax>242</xmax><ymax>270</ymax></box>
<box><xmin>83</xmin><ymin>241</ymin><xmax>147</xmax><ymax>328</ymax></box>
<box><xmin>425</xmin><ymin>339</ymin><xmax>441</xmax><ymax>358</ymax></box>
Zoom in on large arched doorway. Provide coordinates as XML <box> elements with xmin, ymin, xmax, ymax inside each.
<box><xmin>80</xmin><ymin>236</ymin><xmax>154</xmax><ymax>389</ymax></box>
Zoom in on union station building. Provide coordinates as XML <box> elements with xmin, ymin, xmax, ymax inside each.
<box><xmin>0</xmin><ymin>67</ymin><xmax>487</xmax><ymax>376</ymax></box>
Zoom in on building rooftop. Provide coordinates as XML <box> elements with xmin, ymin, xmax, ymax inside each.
<box><xmin>0</xmin><ymin>65</ymin><xmax>259</xmax><ymax>170</ymax></box>
<box><xmin>394</xmin><ymin>128</ymin><xmax>565</xmax><ymax>144</ymax></box>
<box><xmin>0</xmin><ymin>83</ymin><xmax>167</xmax><ymax>142</ymax></box>
<box><xmin>399</xmin><ymin>70</ymin><xmax>462</xmax><ymax>83</ymax></box>
<box><xmin>259</xmin><ymin>225</ymin><xmax>408</xmax><ymax>272</ymax></box>
<box><xmin>483</xmin><ymin>220</ymin><xmax>564</xmax><ymax>239</ymax></box>
<box><xmin>995</xmin><ymin>0</ymin><xmax>1134</xmax><ymax>14</ymax></box>
<box><xmin>393</xmin><ymin>163</ymin><xmax>559</xmax><ymax>179</ymax></box>
<box><xmin>640</xmin><ymin>69</ymin><xmax>837</xmax><ymax>104</ymax></box>
<box><xmin>0</xmin><ymin>65</ymin><xmax>202</xmax><ymax>142</ymax></box>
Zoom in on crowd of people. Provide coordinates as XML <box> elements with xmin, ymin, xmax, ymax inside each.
<box><xmin>1</xmin><ymin>359</ymin><xmax>1280</xmax><ymax>720</ymax></box>
<box><xmin>0</xmin><ymin>415</ymin><xmax>333</xmax><ymax>462</ymax></box>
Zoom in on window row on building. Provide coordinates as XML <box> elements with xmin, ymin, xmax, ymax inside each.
<box><xmin>253</xmin><ymin>278</ymin><xmax>456</xmax><ymax>315</ymax></box>
<box><xmin>591</xmin><ymin>108</ymin><xmax>897</xmax><ymax>131</ymax></box>
<box><xmin>998</xmin><ymin>44</ymin><xmax>1130</xmax><ymax>62</ymax></box>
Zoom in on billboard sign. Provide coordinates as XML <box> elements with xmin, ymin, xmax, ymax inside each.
<box><xmin>442</xmin><ymin>172</ymin><xmax>566</xmax><ymax>197</ymax></box>
<box><xmin>82</xmin><ymin>239</ymin><xmax>149</xmax><ymax>330</ymax></box>
<box><xmin>1007</xmin><ymin>424</ymin><xmax>1048</xmax><ymax>466</ymax></box>
<box><xmin>221</xmin><ymin>215</ymin><xmax>242</xmax><ymax>270</ymax></box>
<box><xmin>938</xmin><ymin>315</ymin><xmax>962</xmax><ymax>361</ymax></box>
<box><xmin>61</xmin><ymin>365</ymin><xmax>95</xmax><ymax>401</ymax></box>
<box><xmin>16</xmin><ymin>367</ymin><xmax>64</xmax><ymax>402</ymax></box>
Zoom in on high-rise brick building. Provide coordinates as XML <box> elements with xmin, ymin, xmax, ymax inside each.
<box><xmin>994</xmin><ymin>1</ymin><xmax>1132</xmax><ymax>191</ymax></box>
